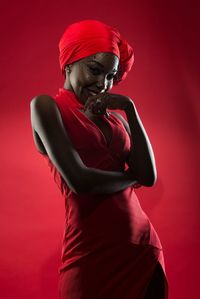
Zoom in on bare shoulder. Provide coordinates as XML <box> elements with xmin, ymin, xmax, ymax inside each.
<box><xmin>30</xmin><ymin>94</ymin><xmax>63</xmax><ymax>127</ymax></box>
<box><xmin>110</xmin><ymin>111</ymin><xmax>131</xmax><ymax>136</ymax></box>
<box><xmin>30</xmin><ymin>94</ymin><xmax>61</xmax><ymax>155</ymax></box>
<box><xmin>30</xmin><ymin>94</ymin><xmax>57</xmax><ymax>112</ymax></box>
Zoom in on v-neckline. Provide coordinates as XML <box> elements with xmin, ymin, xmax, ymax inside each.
<box><xmin>57</xmin><ymin>88</ymin><xmax>113</xmax><ymax>147</ymax></box>
<box><xmin>78</xmin><ymin>108</ymin><xmax>113</xmax><ymax>148</ymax></box>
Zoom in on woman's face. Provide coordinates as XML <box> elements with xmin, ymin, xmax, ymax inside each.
<box><xmin>64</xmin><ymin>52</ymin><xmax>119</xmax><ymax>103</ymax></box>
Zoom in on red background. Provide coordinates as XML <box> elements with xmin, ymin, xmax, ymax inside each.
<box><xmin>1</xmin><ymin>1</ymin><xmax>200</xmax><ymax>298</ymax></box>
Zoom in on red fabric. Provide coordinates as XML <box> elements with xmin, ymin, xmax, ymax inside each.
<box><xmin>58</xmin><ymin>20</ymin><xmax>134</xmax><ymax>84</ymax></box>
<box><xmin>43</xmin><ymin>88</ymin><xmax>168</xmax><ymax>298</ymax></box>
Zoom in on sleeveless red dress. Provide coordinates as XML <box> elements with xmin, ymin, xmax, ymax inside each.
<box><xmin>43</xmin><ymin>88</ymin><xmax>168</xmax><ymax>299</ymax></box>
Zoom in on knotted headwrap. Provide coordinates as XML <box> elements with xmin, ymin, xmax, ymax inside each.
<box><xmin>58</xmin><ymin>20</ymin><xmax>134</xmax><ymax>84</ymax></box>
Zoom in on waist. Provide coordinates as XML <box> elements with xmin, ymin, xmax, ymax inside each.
<box><xmin>63</xmin><ymin>187</ymin><xmax>161</xmax><ymax>248</ymax></box>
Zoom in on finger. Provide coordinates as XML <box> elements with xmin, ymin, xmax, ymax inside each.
<box><xmin>84</xmin><ymin>92</ymin><xmax>108</xmax><ymax>112</ymax></box>
<box><xmin>92</xmin><ymin>100</ymin><xmax>104</xmax><ymax>114</ymax></box>
<box><xmin>105</xmin><ymin>111</ymin><xmax>110</xmax><ymax>118</ymax></box>
<box><xmin>92</xmin><ymin>94</ymin><xmax>109</xmax><ymax>115</ymax></box>
<box><xmin>84</xmin><ymin>94</ymin><xmax>104</xmax><ymax>111</ymax></box>
<box><xmin>86</xmin><ymin>91</ymin><xmax>107</xmax><ymax>104</ymax></box>
<box><xmin>84</xmin><ymin>94</ymin><xmax>100</xmax><ymax>110</ymax></box>
<box><xmin>93</xmin><ymin>104</ymin><xmax>109</xmax><ymax>117</ymax></box>
<box><xmin>84</xmin><ymin>98</ymin><xmax>96</xmax><ymax>111</ymax></box>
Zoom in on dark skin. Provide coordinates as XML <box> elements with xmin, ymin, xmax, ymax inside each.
<box><xmin>30</xmin><ymin>52</ymin><xmax>156</xmax><ymax>194</ymax></box>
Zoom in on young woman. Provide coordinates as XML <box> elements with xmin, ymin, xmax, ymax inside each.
<box><xmin>30</xmin><ymin>19</ymin><xmax>168</xmax><ymax>299</ymax></box>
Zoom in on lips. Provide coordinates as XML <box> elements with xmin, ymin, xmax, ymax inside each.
<box><xmin>87</xmin><ymin>88</ymin><xmax>99</xmax><ymax>96</ymax></box>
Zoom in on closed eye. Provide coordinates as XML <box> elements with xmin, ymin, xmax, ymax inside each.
<box><xmin>88</xmin><ymin>66</ymin><xmax>101</xmax><ymax>75</ymax></box>
<box><xmin>88</xmin><ymin>66</ymin><xmax>116</xmax><ymax>81</ymax></box>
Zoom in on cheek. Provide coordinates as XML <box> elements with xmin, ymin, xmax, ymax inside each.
<box><xmin>71</xmin><ymin>70</ymin><xmax>84</xmax><ymax>89</ymax></box>
<box><xmin>77</xmin><ymin>67</ymin><xmax>93</xmax><ymax>86</ymax></box>
<box><xmin>82</xmin><ymin>72</ymin><xmax>95</xmax><ymax>85</ymax></box>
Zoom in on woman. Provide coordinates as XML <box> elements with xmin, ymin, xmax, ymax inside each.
<box><xmin>30</xmin><ymin>20</ymin><xmax>168</xmax><ymax>299</ymax></box>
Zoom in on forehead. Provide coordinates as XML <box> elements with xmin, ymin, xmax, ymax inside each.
<box><xmin>83</xmin><ymin>52</ymin><xmax>119</xmax><ymax>71</ymax></box>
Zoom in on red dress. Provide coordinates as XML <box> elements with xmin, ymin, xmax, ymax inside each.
<box><xmin>43</xmin><ymin>88</ymin><xmax>168</xmax><ymax>299</ymax></box>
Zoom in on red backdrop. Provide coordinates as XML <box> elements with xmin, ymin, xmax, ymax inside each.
<box><xmin>1</xmin><ymin>1</ymin><xmax>199</xmax><ymax>298</ymax></box>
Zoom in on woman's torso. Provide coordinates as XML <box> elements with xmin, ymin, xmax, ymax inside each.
<box><xmin>40</xmin><ymin>89</ymin><xmax>162</xmax><ymax>244</ymax></box>
<box><xmin>33</xmin><ymin>104</ymin><xmax>116</xmax><ymax>155</ymax></box>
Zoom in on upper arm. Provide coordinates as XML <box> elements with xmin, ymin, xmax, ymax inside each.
<box><xmin>110</xmin><ymin>112</ymin><xmax>132</xmax><ymax>161</ymax></box>
<box><xmin>30</xmin><ymin>95</ymin><xmax>87</xmax><ymax>193</ymax></box>
<box><xmin>111</xmin><ymin>111</ymin><xmax>142</xmax><ymax>189</ymax></box>
<box><xmin>31</xmin><ymin>128</ymin><xmax>47</xmax><ymax>155</ymax></box>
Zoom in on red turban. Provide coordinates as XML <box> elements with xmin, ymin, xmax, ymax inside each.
<box><xmin>58</xmin><ymin>20</ymin><xmax>134</xmax><ymax>84</ymax></box>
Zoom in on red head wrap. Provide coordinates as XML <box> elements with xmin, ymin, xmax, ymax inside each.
<box><xmin>58</xmin><ymin>20</ymin><xmax>134</xmax><ymax>84</ymax></box>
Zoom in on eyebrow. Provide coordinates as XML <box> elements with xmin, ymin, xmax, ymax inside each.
<box><xmin>89</xmin><ymin>60</ymin><xmax>118</xmax><ymax>73</ymax></box>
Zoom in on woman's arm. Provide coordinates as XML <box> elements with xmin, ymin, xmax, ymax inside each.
<box><xmin>30</xmin><ymin>95</ymin><xmax>138</xmax><ymax>195</ymax></box>
<box><xmin>111</xmin><ymin>103</ymin><xmax>157</xmax><ymax>187</ymax></box>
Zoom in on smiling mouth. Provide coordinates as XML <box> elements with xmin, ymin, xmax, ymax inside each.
<box><xmin>87</xmin><ymin>89</ymin><xmax>99</xmax><ymax>96</ymax></box>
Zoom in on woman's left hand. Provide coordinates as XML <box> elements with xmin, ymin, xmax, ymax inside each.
<box><xmin>84</xmin><ymin>92</ymin><xmax>134</xmax><ymax>115</ymax></box>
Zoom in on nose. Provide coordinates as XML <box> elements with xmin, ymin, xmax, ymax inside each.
<box><xmin>96</xmin><ymin>75</ymin><xmax>109</xmax><ymax>92</ymax></box>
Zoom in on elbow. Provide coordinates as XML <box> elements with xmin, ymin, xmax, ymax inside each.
<box><xmin>72</xmin><ymin>184</ymin><xmax>89</xmax><ymax>195</ymax></box>
<box><xmin>65</xmin><ymin>182</ymin><xmax>87</xmax><ymax>195</ymax></box>
<box><xmin>73</xmin><ymin>185</ymin><xmax>94</xmax><ymax>195</ymax></box>
<box><xmin>143</xmin><ymin>176</ymin><xmax>157</xmax><ymax>187</ymax></box>
<box><xmin>128</xmin><ymin>165</ymin><xmax>157</xmax><ymax>188</ymax></box>
<box><xmin>71</xmin><ymin>171</ymin><xmax>100</xmax><ymax>195</ymax></box>
<box><xmin>66</xmin><ymin>169</ymin><xmax>92</xmax><ymax>195</ymax></box>
<box><xmin>132</xmin><ymin>165</ymin><xmax>157</xmax><ymax>187</ymax></box>
<box><xmin>137</xmin><ymin>177</ymin><xmax>156</xmax><ymax>188</ymax></box>
<box><xmin>74</xmin><ymin>180</ymin><xmax>96</xmax><ymax>195</ymax></box>
<box><xmin>139</xmin><ymin>172</ymin><xmax>157</xmax><ymax>187</ymax></box>
<box><xmin>141</xmin><ymin>163</ymin><xmax>157</xmax><ymax>187</ymax></box>
<box><xmin>66</xmin><ymin>177</ymin><xmax>88</xmax><ymax>195</ymax></box>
